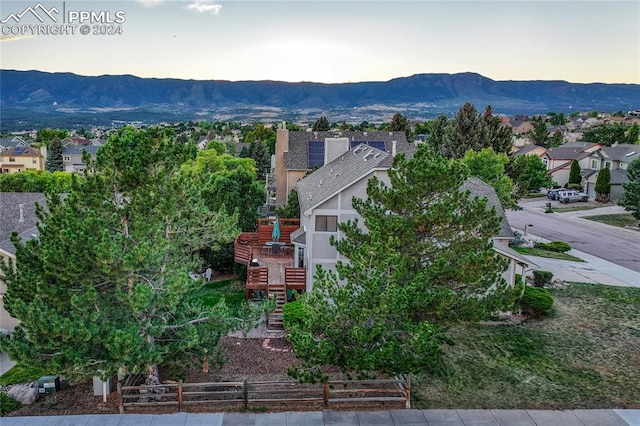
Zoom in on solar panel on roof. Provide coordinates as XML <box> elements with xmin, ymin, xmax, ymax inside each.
<box><xmin>367</xmin><ymin>141</ymin><xmax>386</xmax><ymax>151</ymax></box>
<box><xmin>308</xmin><ymin>141</ymin><xmax>325</xmax><ymax>168</ymax></box>
<box><xmin>13</xmin><ymin>147</ymin><xmax>24</xmax><ymax>155</ymax></box>
<box><xmin>349</xmin><ymin>141</ymin><xmax>386</xmax><ymax>152</ymax></box>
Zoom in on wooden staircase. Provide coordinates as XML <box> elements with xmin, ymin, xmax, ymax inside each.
<box><xmin>267</xmin><ymin>283</ymin><xmax>286</xmax><ymax>330</ymax></box>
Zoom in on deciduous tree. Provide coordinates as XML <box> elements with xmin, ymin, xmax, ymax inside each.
<box><xmin>462</xmin><ymin>148</ymin><xmax>517</xmax><ymax>209</ymax></box>
<box><xmin>507</xmin><ymin>155</ymin><xmax>552</xmax><ymax>195</ymax></box>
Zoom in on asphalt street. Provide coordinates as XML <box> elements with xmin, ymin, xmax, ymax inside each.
<box><xmin>506</xmin><ymin>199</ymin><xmax>640</xmax><ymax>273</ymax></box>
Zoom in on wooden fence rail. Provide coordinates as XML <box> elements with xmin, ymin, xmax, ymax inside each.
<box><xmin>117</xmin><ymin>376</ymin><xmax>409</xmax><ymax>413</ymax></box>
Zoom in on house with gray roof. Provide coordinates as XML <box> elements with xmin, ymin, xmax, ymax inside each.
<box><xmin>275</xmin><ymin>129</ymin><xmax>415</xmax><ymax>207</ymax></box>
<box><xmin>62</xmin><ymin>145</ymin><xmax>99</xmax><ymax>173</ymax></box>
<box><xmin>583</xmin><ymin>144</ymin><xmax>640</xmax><ymax>201</ymax></box>
<box><xmin>0</xmin><ymin>136</ymin><xmax>29</xmax><ymax>152</ymax></box>
<box><xmin>0</xmin><ymin>192</ymin><xmax>47</xmax><ymax>333</ymax></box>
<box><xmin>291</xmin><ymin>146</ymin><xmax>532</xmax><ymax>293</ymax></box>
<box><xmin>543</xmin><ymin>142</ymin><xmax>602</xmax><ymax>187</ymax></box>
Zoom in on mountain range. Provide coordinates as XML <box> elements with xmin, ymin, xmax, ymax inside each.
<box><xmin>1</xmin><ymin>69</ymin><xmax>638</xmax><ymax>131</ymax></box>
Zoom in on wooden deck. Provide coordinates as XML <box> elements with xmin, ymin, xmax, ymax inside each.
<box><xmin>234</xmin><ymin>220</ymin><xmax>306</xmax><ymax>330</ymax></box>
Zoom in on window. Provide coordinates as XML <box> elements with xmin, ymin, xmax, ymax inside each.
<box><xmin>591</xmin><ymin>159</ymin><xmax>598</xmax><ymax>169</ymax></box>
<box><xmin>32</xmin><ymin>158</ymin><xmax>37</xmax><ymax>164</ymax></box>
<box><xmin>63</xmin><ymin>156</ymin><xmax>71</xmax><ymax>162</ymax></box>
<box><xmin>315</xmin><ymin>215</ymin><xmax>338</xmax><ymax>232</ymax></box>
<box><xmin>542</xmin><ymin>157</ymin><xmax>548</xmax><ymax>165</ymax></box>
<box><xmin>9</xmin><ymin>157</ymin><xmax>15</xmax><ymax>162</ymax></box>
<box><xmin>604</xmin><ymin>161</ymin><xmax>611</xmax><ymax>169</ymax></box>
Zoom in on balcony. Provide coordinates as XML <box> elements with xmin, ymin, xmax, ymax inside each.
<box><xmin>234</xmin><ymin>218</ymin><xmax>306</xmax><ymax>330</ymax></box>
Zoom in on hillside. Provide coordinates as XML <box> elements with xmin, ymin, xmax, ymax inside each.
<box><xmin>1</xmin><ymin>70</ymin><xmax>638</xmax><ymax>130</ymax></box>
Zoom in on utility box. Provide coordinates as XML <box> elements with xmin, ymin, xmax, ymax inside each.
<box><xmin>38</xmin><ymin>375</ymin><xmax>60</xmax><ymax>394</ymax></box>
<box><xmin>92</xmin><ymin>376</ymin><xmax>113</xmax><ymax>396</ymax></box>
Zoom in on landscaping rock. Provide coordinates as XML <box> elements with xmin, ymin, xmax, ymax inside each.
<box><xmin>7</xmin><ymin>382</ymin><xmax>39</xmax><ymax>404</ymax></box>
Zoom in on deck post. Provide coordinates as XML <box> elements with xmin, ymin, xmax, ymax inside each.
<box><xmin>178</xmin><ymin>379</ymin><xmax>183</xmax><ymax>411</ymax></box>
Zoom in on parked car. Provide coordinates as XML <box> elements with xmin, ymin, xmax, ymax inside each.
<box><xmin>547</xmin><ymin>189</ymin><xmax>563</xmax><ymax>200</ymax></box>
<box><xmin>557</xmin><ymin>190</ymin><xmax>588</xmax><ymax>203</ymax></box>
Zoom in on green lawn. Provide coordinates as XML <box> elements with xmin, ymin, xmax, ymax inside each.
<box><xmin>0</xmin><ymin>363</ymin><xmax>52</xmax><ymax>386</ymax></box>
<box><xmin>512</xmin><ymin>246</ymin><xmax>585</xmax><ymax>262</ymax></box>
<box><xmin>584</xmin><ymin>213</ymin><xmax>639</xmax><ymax>228</ymax></box>
<box><xmin>412</xmin><ymin>283</ymin><xmax>640</xmax><ymax>409</ymax></box>
<box><xmin>193</xmin><ymin>278</ymin><xmax>246</xmax><ymax>313</ymax></box>
<box><xmin>550</xmin><ymin>205</ymin><xmax>601</xmax><ymax>213</ymax></box>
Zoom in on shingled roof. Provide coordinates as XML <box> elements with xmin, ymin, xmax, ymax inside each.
<box><xmin>0</xmin><ymin>192</ymin><xmax>48</xmax><ymax>257</ymax></box>
<box><xmin>284</xmin><ymin>131</ymin><xmax>414</xmax><ymax>171</ymax></box>
<box><xmin>601</xmin><ymin>144</ymin><xmax>639</xmax><ymax>163</ymax></box>
<box><xmin>296</xmin><ymin>144</ymin><xmax>390</xmax><ymax>214</ymax></box>
<box><xmin>460</xmin><ymin>177</ymin><xmax>513</xmax><ymax>239</ymax></box>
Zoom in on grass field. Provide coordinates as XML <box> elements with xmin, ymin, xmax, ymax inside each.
<box><xmin>584</xmin><ymin>213</ymin><xmax>639</xmax><ymax>228</ymax></box>
<box><xmin>512</xmin><ymin>246</ymin><xmax>584</xmax><ymax>262</ymax></box>
<box><xmin>412</xmin><ymin>283</ymin><xmax>640</xmax><ymax>409</ymax></box>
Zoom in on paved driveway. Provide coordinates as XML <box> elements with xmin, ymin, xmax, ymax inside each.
<box><xmin>506</xmin><ymin>200</ymin><xmax>640</xmax><ymax>273</ymax></box>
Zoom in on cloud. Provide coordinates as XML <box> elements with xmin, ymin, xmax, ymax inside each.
<box><xmin>137</xmin><ymin>0</ymin><xmax>164</xmax><ymax>7</ymax></box>
<box><xmin>0</xmin><ymin>34</ymin><xmax>35</xmax><ymax>42</ymax></box>
<box><xmin>186</xmin><ymin>1</ymin><xmax>222</xmax><ymax>15</ymax></box>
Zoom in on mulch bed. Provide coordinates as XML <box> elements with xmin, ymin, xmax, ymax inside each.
<box><xmin>5</xmin><ymin>337</ymin><xmax>302</xmax><ymax>417</ymax></box>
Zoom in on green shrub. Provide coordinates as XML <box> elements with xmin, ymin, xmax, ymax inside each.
<box><xmin>0</xmin><ymin>392</ymin><xmax>21</xmax><ymax>416</ymax></box>
<box><xmin>532</xmin><ymin>270</ymin><xmax>553</xmax><ymax>287</ymax></box>
<box><xmin>534</xmin><ymin>241</ymin><xmax>571</xmax><ymax>253</ymax></box>
<box><xmin>519</xmin><ymin>286</ymin><xmax>554</xmax><ymax>317</ymax></box>
<box><xmin>282</xmin><ymin>301</ymin><xmax>307</xmax><ymax>330</ymax></box>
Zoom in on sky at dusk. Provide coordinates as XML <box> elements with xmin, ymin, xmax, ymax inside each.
<box><xmin>0</xmin><ymin>0</ymin><xmax>638</xmax><ymax>84</ymax></box>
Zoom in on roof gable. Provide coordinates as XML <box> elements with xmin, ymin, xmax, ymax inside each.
<box><xmin>296</xmin><ymin>144</ymin><xmax>390</xmax><ymax>214</ymax></box>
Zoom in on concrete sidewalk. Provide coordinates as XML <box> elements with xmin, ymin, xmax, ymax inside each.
<box><xmin>2</xmin><ymin>409</ymin><xmax>639</xmax><ymax>425</ymax></box>
<box><xmin>516</xmin><ymin>232</ymin><xmax>640</xmax><ymax>288</ymax></box>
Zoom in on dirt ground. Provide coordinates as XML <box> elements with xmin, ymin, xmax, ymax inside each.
<box><xmin>6</xmin><ymin>337</ymin><xmax>301</xmax><ymax>417</ymax></box>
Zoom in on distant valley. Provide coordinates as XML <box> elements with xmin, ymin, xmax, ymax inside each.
<box><xmin>1</xmin><ymin>70</ymin><xmax>639</xmax><ymax>131</ymax></box>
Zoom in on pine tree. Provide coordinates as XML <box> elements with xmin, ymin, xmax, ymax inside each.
<box><xmin>619</xmin><ymin>157</ymin><xmax>640</xmax><ymax>220</ymax></box>
<box><xmin>312</xmin><ymin>116</ymin><xmax>330</xmax><ymax>131</ymax></box>
<box><xmin>568</xmin><ymin>159</ymin><xmax>582</xmax><ymax>186</ymax></box>
<box><xmin>275</xmin><ymin>188</ymin><xmax>300</xmax><ymax>219</ymax></box>
<box><xmin>530</xmin><ymin>121</ymin><xmax>549</xmax><ymax>147</ymax></box>
<box><xmin>288</xmin><ymin>145</ymin><xmax>516</xmax><ymax>380</ymax></box>
<box><xmin>594</xmin><ymin>167</ymin><xmax>611</xmax><ymax>202</ymax></box>
<box><xmin>482</xmin><ymin>106</ymin><xmax>513</xmax><ymax>155</ymax></box>
<box><xmin>45</xmin><ymin>138</ymin><xmax>64</xmax><ymax>172</ymax></box>
<box><xmin>441</xmin><ymin>103</ymin><xmax>486</xmax><ymax>158</ymax></box>
<box><xmin>0</xmin><ymin>127</ymin><xmax>241</xmax><ymax>383</ymax></box>
<box><xmin>249</xmin><ymin>139</ymin><xmax>270</xmax><ymax>179</ymax></box>
<box><xmin>388</xmin><ymin>113</ymin><xmax>411</xmax><ymax>141</ymax></box>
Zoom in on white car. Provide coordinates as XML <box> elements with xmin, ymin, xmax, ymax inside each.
<box><xmin>557</xmin><ymin>190</ymin><xmax>588</xmax><ymax>203</ymax></box>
